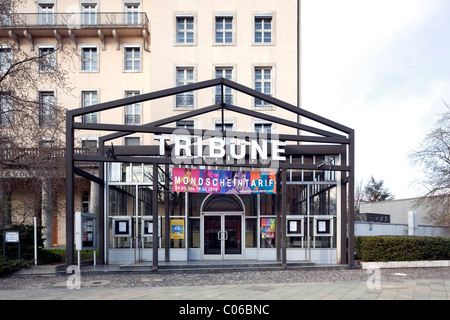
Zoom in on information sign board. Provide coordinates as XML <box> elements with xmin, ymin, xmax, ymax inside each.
<box><xmin>75</xmin><ymin>212</ymin><xmax>98</xmax><ymax>250</ymax></box>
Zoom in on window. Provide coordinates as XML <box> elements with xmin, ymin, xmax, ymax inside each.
<box><xmin>124</xmin><ymin>47</ymin><xmax>141</xmax><ymax>71</ymax></box>
<box><xmin>176</xmin><ymin>16</ymin><xmax>194</xmax><ymax>44</ymax></box>
<box><xmin>0</xmin><ymin>92</ymin><xmax>13</xmax><ymax>127</ymax></box>
<box><xmin>254</xmin><ymin>16</ymin><xmax>272</xmax><ymax>43</ymax></box>
<box><xmin>124</xmin><ymin>91</ymin><xmax>141</xmax><ymax>125</ymax></box>
<box><xmin>254</xmin><ymin>122</ymin><xmax>272</xmax><ymax>142</ymax></box>
<box><xmin>82</xmin><ymin>91</ymin><xmax>98</xmax><ymax>123</ymax></box>
<box><xmin>215</xmin><ymin>121</ymin><xmax>233</xmax><ymax>144</ymax></box>
<box><xmin>125</xmin><ymin>137</ymin><xmax>140</xmax><ymax>145</ymax></box>
<box><xmin>1</xmin><ymin>3</ymin><xmax>12</xmax><ymax>26</ymax></box>
<box><xmin>215</xmin><ymin>121</ymin><xmax>233</xmax><ymax>131</ymax></box>
<box><xmin>176</xmin><ymin>120</ymin><xmax>194</xmax><ymax>129</ymax></box>
<box><xmin>254</xmin><ymin>122</ymin><xmax>272</xmax><ymax>134</ymax></box>
<box><xmin>176</xmin><ymin>68</ymin><xmax>194</xmax><ymax>108</ymax></box>
<box><xmin>82</xmin><ymin>190</ymin><xmax>90</xmax><ymax>213</ymax></box>
<box><xmin>215</xmin><ymin>67</ymin><xmax>233</xmax><ymax>104</ymax></box>
<box><xmin>81</xmin><ymin>139</ymin><xmax>97</xmax><ymax>153</ymax></box>
<box><xmin>81</xmin><ymin>47</ymin><xmax>98</xmax><ymax>72</ymax></box>
<box><xmin>38</xmin><ymin>3</ymin><xmax>55</xmax><ymax>25</ymax></box>
<box><xmin>38</xmin><ymin>47</ymin><xmax>56</xmax><ymax>73</ymax></box>
<box><xmin>254</xmin><ymin>67</ymin><xmax>272</xmax><ymax>107</ymax></box>
<box><xmin>215</xmin><ymin>16</ymin><xmax>233</xmax><ymax>44</ymax></box>
<box><xmin>39</xmin><ymin>91</ymin><xmax>56</xmax><ymax>126</ymax></box>
<box><xmin>0</xmin><ymin>47</ymin><xmax>12</xmax><ymax>73</ymax></box>
<box><xmin>125</xmin><ymin>3</ymin><xmax>140</xmax><ymax>24</ymax></box>
<box><xmin>81</xmin><ymin>3</ymin><xmax>97</xmax><ymax>25</ymax></box>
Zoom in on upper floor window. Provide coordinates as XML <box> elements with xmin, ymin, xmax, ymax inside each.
<box><xmin>38</xmin><ymin>3</ymin><xmax>55</xmax><ymax>25</ymax></box>
<box><xmin>82</xmin><ymin>3</ymin><xmax>97</xmax><ymax>25</ymax></box>
<box><xmin>215</xmin><ymin>121</ymin><xmax>234</xmax><ymax>145</ymax></box>
<box><xmin>81</xmin><ymin>47</ymin><xmax>98</xmax><ymax>72</ymax></box>
<box><xmin>81</xmin><ymin>91</ymin><xmax>98</xmax><ymax>123</ymax></box>
<box><xmin>254</xmin><ymin>16</ymin><xmax>272</xmax><ymax>44</ymax></box>
<box><xmin>125</xmin><ymin>3</ymin><xmax>140</xmax><ymax>24</ymax></box>
<box><xmin>0</xmin><ymin>47</ymin><xmax>12</xmax><ymax>73</ymax></box>
<box><xmin>39</xmin><ymin>91</ymin><xmax>56</xmax><ymax>126</ymax></box>
<box><xmin>215</xmin><ymin>16</ymin><xmax>233</xmax><ymax>44</ymax></box>
<box><xmin>38</xmin><ymin>47</ymin><xmax>56</xmax><ymax>73</ymax></box>
<box><xmin>254</xmin><ymin>122</ymin><xmax>272</xmax><ymax>142</ymax></box>
<box><xmin>176</xmin><ymin>16</ymin><xmax>194</xmax><ymax>44</ymax></box>
<box><xmin>254</xmin><ymin>67</ymin><xmax>272</xmax><ymax>107</ymax></box>
<box><xmin>125</xmin><ymin>137</ymin><xmax>140</xmax><ymax>146</ymax></box>
<box><xmin>81</xmin><ymin>139</ymin><xmax>97</xmax><ymax>153</ymax></box>
<box><xmin>215</xmin><ymin>67</ymin><xmax>233</xmax><ymax>104</ymax></box>
<box><xmin>124</xmin><ymin>91</ymin><xmax>141</xmax><ymax>125</ymax></box>
<box><xmin>124</xmin><ymin>47</ymin><xmax>141</xmax><ymax>71</ymax></box>
<box><xmin>0</xmin><ymin>3</ymin><xmax>12</xmax><ymax>26</ymax></box>
<box><xmin>176</xmin><ymin>67</ymin><xmax>194</xmax><ymax>108</ymax></box>
<box><xmin>176</xmin><ymin>120</ymin><xmax>194</xmax><ymax>129</ymax></box>
<box><xmin>0</xmin><ymin>92</ymin><xmax>13</xmax><ymax>127</ymax></box>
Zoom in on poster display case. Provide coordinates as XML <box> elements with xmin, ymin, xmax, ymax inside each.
<box><xmin>286</xmin><ymin>216</ymin><xmax>304</xmax><ymax>236</ymax></box>
<box><xmin>112</xmin><ymin>216</ymin><xmax>132</xmax><ymax>237</ymax></box>
<box><xmin>313</xmin><ymin>216</ymin><xmax>334</xmax><ymax>237</ymax></box>
<box><xmin>75</xmin><ymin>212</ymin><xmax>98</xmax><ymax>250</ymax></box>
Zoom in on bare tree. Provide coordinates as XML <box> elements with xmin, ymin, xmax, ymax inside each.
<box><xmin>409</xmin><ymin>104</ymin><xmax>450</xmax><ymax>227</ymax></box>
<box><xmin>0</xmin><ymin>0</ymin><xmax>77</xmax><ymax>245</ymax></box>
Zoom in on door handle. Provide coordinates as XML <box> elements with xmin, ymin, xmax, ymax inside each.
<box><xmin>217</xmin><ymin>231</ymin><xmax>222</xmax><ymax>240</ymax></box>
<box><xmin>224</xmin><ymin>231</ymin><xmax>228</xmax><ymax>240</ymax></box>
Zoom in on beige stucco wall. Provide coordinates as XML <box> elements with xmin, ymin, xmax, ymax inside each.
<box><xmin>4</xmin><ymin>0</ymin><xmax>300</xmax><ymax>246</ymax></box>
<box><xmin>149</xmin><ymin>0</ymin><xmax>299</xmax><ymax>137</ymax></box>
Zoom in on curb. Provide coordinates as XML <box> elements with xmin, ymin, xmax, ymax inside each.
<box><xmin>12</xmin><ymin>260</ymin><xmax>95</xmax><ymax>276</ymax></box>
<box><xmin>361</xmin><ymin>260</ymin><xmax>450</xmax><ymax>269</ymax></box>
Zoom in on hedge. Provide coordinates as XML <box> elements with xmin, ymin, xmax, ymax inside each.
<box><xmin>355</xmin><ymin>236</ymin><xmax>450</xmax><ymax>262</ymax></box>
<box><xmin>0</xmin><ymin>224</ymin><xmax>64</xmax><ymax>275</ymax></box>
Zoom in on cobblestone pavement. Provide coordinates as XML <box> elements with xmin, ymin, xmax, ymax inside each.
<box><xmin>0</xmin><ymin>267</ymin><xmax>449</xmax><ymax>301</ymax></box>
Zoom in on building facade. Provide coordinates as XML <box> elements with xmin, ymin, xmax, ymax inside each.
<box><xmin>1</xmin><ymin>0</ymin><xmax>356</xmax><ymax>266</ymax></box>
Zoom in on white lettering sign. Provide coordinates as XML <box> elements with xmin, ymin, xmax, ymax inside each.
<box><xmin>154</xmin><ymin>130</ymin><xmax>286</xmax><ymax>167</ymax></box>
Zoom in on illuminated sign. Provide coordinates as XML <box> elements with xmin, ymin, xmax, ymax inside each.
<box><xmin>172</xmin><ymin>168</ymin><xmax>276</xmax><ymax>194</ymax></box>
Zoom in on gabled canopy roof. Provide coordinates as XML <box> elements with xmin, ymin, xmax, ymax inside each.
<box><xmin>69</xmin><ymin>77</ymin><xmax>353</xmax><ymax>145</ymax></box>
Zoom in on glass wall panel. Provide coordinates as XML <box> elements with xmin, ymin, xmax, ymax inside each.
<box><xmin>189</xmin><ymin>218</ymin><xmax>200</xmax><ymax>248</ymax></box>
<box><xmin>109</xmin><ymin>185</ymin><xmax>135</xmax><ymax>216</ymax></box>
<box><xmin>245</xmin><ymin>218</ymin><xmax>257</xmax><ymax>248</ymax></box>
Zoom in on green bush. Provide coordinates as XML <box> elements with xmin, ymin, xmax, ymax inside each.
<box><xmin>355</xmin><ymin>236</ymin><xmax>450</xmax><ymax>262</ymax></box>
<box><xmin>0</xmin><ymin>224</ymin><xmax>64</xmax><ymax>275</ymax></box>
<box><xmin>0</xmin><ymin>256</ymin><xmax>30</xmax><ymax>275</ymax></box>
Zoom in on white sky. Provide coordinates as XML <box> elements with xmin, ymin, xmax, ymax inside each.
<box><xmin>301</xmin><ymin>0</ymin><xmax>450</xmax><ymax>199</ymax></box>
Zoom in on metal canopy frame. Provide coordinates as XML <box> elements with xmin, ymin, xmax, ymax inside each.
<box><xmin>65</xmin><ymin>78</ymin><xmax>355</xmax><ymax>268</ymax></box>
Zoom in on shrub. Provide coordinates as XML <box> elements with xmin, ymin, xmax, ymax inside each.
<box><xmin>0</xmin><ymin>256</ymin><xmax>30</xmax><ymax>275</ymax></box>
<box><xmin>0</xmin><ymin>224</ymin><xmax>64</xmax><ymax>275</ymax></box>
<box><xmin>355</xmin><ymin>236</ymin><xmax>450</xmax><ymax>262</ymax></box>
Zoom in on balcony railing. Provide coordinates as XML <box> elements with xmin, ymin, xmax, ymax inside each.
<box><xmin>0</xmin><ymin>147</ymin><xmax>98</xmax><ymax>162</ymax></box>
<box><xmin>1</xmin><ymin>12</ymin><xmax>149</xmax><ymax>29</ymax></box>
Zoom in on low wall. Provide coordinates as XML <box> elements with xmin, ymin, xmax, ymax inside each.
<box><xmin>361</xmin><ymin>260</ymin><xmax>450</xmax><ymax>269</ymax></box>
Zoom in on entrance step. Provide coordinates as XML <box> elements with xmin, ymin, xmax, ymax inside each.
<box><xmin>119</xmin><ymin>261</ymin><xmax>316</xmax><ymax>273</ymax></box>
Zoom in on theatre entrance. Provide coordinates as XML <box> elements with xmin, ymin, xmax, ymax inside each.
<box><xmin>200</xmin><ymin>194</ymin><xmax>245</xmax><ymax>260</ymax></box>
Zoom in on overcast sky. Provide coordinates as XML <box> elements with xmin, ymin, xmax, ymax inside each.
<box><xmin>301</xmin><ymin>0</ymin><xmax>450</xmax><ymax>199</ymax></box>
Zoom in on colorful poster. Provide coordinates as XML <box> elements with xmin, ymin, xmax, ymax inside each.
<box><xmin>172</xmin><ymin>168</ymin><xmax>276</xmax><ymax>194</ymax></box>
<box><xmin>170</xmin><ymin>219</ymin><xmax>185</xmax><ymax>240</ymax></box>
<box><xmin>261</xmin><ymin>218</ymin><xmax>276</xmax><ymax>239</ymax></box>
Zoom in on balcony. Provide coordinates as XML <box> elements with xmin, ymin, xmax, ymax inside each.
<box><xmin>0</xmin><ymin>146</ymin><xmax>98</xmax><ymax>174</ymax></box>
<box><xmin>1</xmin><ymin>12</ymin><xmax>150</xmax><ymax>51</ymax></box>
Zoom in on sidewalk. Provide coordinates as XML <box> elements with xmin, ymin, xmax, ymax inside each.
<box><xmin>1</xmin><ymin>278</ymin><xmax>449</xmax><ymax>300</ymax></box>
<box><xmin>0</xmin><ymin>265</ymin><xmax>449</xmax><ymax>301</ymax></box>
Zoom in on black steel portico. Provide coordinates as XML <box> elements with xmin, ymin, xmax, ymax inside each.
<box><xmin>65</xmin><ymin>78</ymin><xmax>355</xmax><ymax>269</ymax></box>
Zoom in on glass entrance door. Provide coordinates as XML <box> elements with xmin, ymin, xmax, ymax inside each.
<box><xmin>203</xmin><ymin>214</ymin><xmax>242</xmax><ymax>260</ymax></box>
